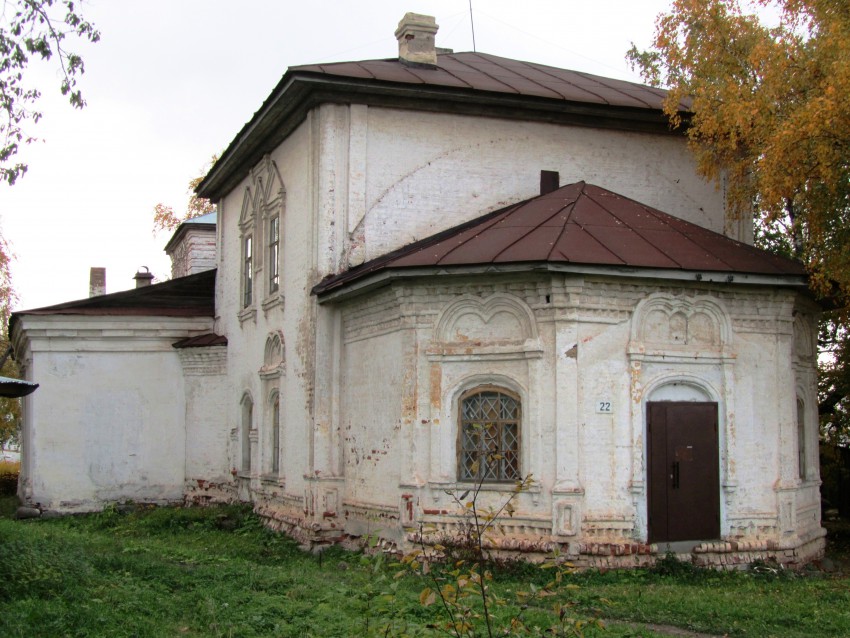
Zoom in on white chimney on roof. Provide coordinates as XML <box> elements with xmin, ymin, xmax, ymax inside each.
<box><xmin>395</xmin><ymin>12</ymin><xmax>439</xmax><ymax>67</ymax></box>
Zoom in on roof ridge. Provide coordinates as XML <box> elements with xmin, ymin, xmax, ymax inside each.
<box><xmin>556</xmin><ymin>182</ymin><xmax>627</xmax><ymax>265</ymax></box>
<box><xmin>582</xmin><ymin>188</ymin><xmax>685</xmax><ymax>268</ymax></box>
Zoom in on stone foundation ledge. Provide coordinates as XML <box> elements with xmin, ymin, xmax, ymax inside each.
<box><xmin>693</xmin><ymin>533</ymin><xmax>825</xmax><ymax>569</ymax></box>
<box><xmin>183</xmin><ymin>478</ymin><xmax>237</xmax><ymax>506</ymax></box>
<box><xmin>694</xmin><ymin>539</ymin><xmax>775</xmax><ymax>553</ymax></box>
<box><xmin>574</xmin><ymin>542</ymin><xmax>657</xmax><ymax>557</ymax></box>
<box><xmin>253</xmin><ymin>502</ymin><xmax>356</xmax><ymax>550</ymax></box>
<box><xmin>406</xmin><ymin>529</ymin><xmax>558</xmax><ymax>554</ymax></box>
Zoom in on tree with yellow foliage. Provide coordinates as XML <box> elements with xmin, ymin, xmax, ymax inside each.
<box><xmin>152</xmin><ymin>156</ymin><xmax>217</xmax><ymax>234</ymax></box>
<box><xmin>628</xmin><ymin>0</ymin><xmax>850</xmax><ymax>297</ymax></box>
<box><xmin>630</xmin><ymin>0</ymin><xmax>850</xmax><ymax>512</ymax></box>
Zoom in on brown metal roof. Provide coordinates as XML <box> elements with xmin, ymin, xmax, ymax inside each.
<box><xmin>172</xmin><ymin>333</ymin><xmax>228</xmax><ymax>349</ymax></box>
<box><xmin>312</xmin><ymin>182</ymin><xmax>806</xmax><ymax>296</ymax></box>
<box><xmin>292</xmin><ymin>52</ymin><xmax>684</xmax><ymax>112</ymax></box>
<box><xmin>11</xmin><ymin>269</ymin><xmax>216</xmax><ymax>322</ymax></box>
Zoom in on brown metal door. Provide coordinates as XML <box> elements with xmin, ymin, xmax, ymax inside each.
<box><xmin>648</xmin><ymin>402</ymin><xmax>720</xmax><ymax>543</ymax></box>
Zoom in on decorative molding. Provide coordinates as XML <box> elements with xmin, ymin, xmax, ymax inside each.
<box><xmin>237</xmin><ymin>306</ymin><xmax>257</xmax><ymax>325</ymax></box>
<box><xmin>252</xmin><ymin>154</ymin><xmax>286</xmax><ymax>213</ymax></box>
<box><xmin>259</xmin><ymin>331</ymin><xmax>285</xmax><ymax>378</ymax></box>
<box><xmin>793</xmin><ymin>313</ymin><xmax>816</xmax><ymax>360</ymax></box>
<box><xmin>629</xmin><ymin>293</ymin><xmax>733</xmax><ymax>359</ymax></box>
<box><xmin>433</xmin><ymin>293</ymin><xmax>538</xmax><ymax>345</ymax></box>
<box><xmin>261</xmin><ymin>294</ymin><xmax>284</xmax><ymax>313</ymax></box>
<box><xmin>239</xmin><ymin>187</ymin><xmax>255</xmax><ymax>233</ymax></box>
<box><xmin>177</xmin><ymin>347</ymin><xmax>227</xmax><ymax>376</ymax></box>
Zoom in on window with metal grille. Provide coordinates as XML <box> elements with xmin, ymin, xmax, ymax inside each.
<box><xmin>268</xmin><ymin>216</ymin><xmax>280</xmax><ymax>294</ymax></box>
<box><xmin>458</xmin><ymin>387</ymin><xmax>520</xmax><ymax>482</ymax></box>
<box><xmin>242</xmin><ymin>235</ymin><xmax>253</xmax><ymax>307</ymax></box>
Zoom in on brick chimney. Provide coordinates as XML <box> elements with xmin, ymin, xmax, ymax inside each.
<box><xmin>395</xmin><ymin>13</ymin><xmax>439</xmax><ymax>67</ymax></box>
<box><xmin>540</xmin><ymin>170</ymin><xmax>560</xmax><ymax>195</ymax></box>
<box><xmin>89</xmin><ymin>267</ymin><xmax>106</xmax><ymax>297</ymax></box>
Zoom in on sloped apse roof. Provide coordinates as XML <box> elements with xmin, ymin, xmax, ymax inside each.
<box><xmin>313</xmin><ymin>182</ymin><xmax>805</xmax><ymax>296</ymax></box>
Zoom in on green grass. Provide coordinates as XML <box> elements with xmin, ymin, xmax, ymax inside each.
<box><xmin>0</xmin><ymin>499</ymin><xmax>848</xmax><ymax>637</ymax></box>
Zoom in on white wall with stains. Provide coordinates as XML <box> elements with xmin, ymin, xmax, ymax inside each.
<box><xmin>12</xmin><ymin>94</ymin><xmax>821</xmax><ymax>567</ymax></box>
<box><xmin>14</xmin><ymin>315</ymin><xmax>215</xmax><ymax>512</ymax></box>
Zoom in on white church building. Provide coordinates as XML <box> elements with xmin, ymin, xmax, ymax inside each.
<box><xmin>10</xmin><ymin>14</ymin><xmax>825</xmax><ymax>568</ymax></box>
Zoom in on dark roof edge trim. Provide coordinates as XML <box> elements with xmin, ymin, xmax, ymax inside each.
<box><xmin>313</xmin><ymin>263</ymin><xmax>810</xmax><ymax>304</ymax></box>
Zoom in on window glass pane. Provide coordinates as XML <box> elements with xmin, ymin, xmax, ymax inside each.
<box><xmin>243</xmin><ymin>236</ymin><xmax>253</xmax><ymax>307</ymax></box>
<box><xmin>501</xmin><ymin>396</ymin><xmax>518</xmax><ymax>420</ymax></box>
<box><xmin>272</xmin><ymin>398</ymin><xmax>280</xmax><ymax>473</ymax></box>
<box><xmin>269</xmin><ymin>217</ymin><xmax>280</xmax><ymax>293</ymax></box>
<box><xmin>797</xmin><ymin>398</ymin><xmax>806</xmax><ymax>480</ymax></box>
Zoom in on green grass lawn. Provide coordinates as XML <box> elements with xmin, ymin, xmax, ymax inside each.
<box><xmin>1</xmin><ymin>498</ymin><xmax>849</xmax><ymax>637</ymax></box>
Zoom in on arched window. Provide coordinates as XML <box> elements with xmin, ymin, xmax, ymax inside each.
<box><xmin>271</xmin><ymin>394</ymin><xmax>281</xmax><ymax>473</ymax></box>
<box><xmin>241</xmin><ymin>395</ymin><xmax>253</xmax><ymax>473</ymax></box>
<box><xmin>458</xmin><ymin>386</ymin><xmax>521</xmax><ymax>482</ymax></box>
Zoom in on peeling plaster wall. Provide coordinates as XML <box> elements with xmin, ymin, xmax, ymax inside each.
<box><xmin>341</xmin><ymin>326</ymin><xmax>404</xmax><ymax>506</ymax></box>
<box><xmin>214</xmin><ymin>118</ymin><xmax>315</xmax><ymax>510</ymax></box>
<box><xmin>328</xmin><ymin>273</ymin><xmax>821</xmax><ymax>563</ymax></box>
<box><xmin>14</xmin><ymin>315</ymin><xmax>214</xmax><ymax>512</ymax></box>
<box><xmin>181</xmin><ymin>346</ymin><xmax>230</xmax><ymax>489</ymax></box>
<box><xmin>210</xmin><ymin>100</ymin><xmax>817</xmax><ymax>564</ymax></box>
<box><xmin>216</xmin><ymin>102</ymin><xmax>730</xmax><ymax>515</ymax></box>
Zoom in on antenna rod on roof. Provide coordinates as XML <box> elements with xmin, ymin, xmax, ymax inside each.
<box><xmin>469</xmin><ymin>0</ymin><xmax>477</xmax><ymax>52</ymax></box>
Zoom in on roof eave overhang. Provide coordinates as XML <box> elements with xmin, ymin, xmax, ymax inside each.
<box><xmin>313</xmin><ymin>263</ymin><xmax>810</xmax><ymax>305</ymax></box>
<box><xmin>197</xmin><ymin>72</ymin><xmax>686</xmax><ymax>201</ymax></box>
<box><xmin>163</xmin><ymin>222</ymin><xmax>217</xmax><ymax>254</ymax></box>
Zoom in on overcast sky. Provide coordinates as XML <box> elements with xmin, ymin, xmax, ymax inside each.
<box><xmin>0</xmin><ymin>0</ymin><xmax>675</xmax><ymax>311</ymax></box>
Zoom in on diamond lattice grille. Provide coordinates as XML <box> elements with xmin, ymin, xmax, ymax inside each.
<box><xmin>458</xmin><ymin>389</ymin><xmax>521</xmax><ymax>482</ymax></box>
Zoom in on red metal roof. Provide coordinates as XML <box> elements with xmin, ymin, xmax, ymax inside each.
<box><xmin>313</xmin><ymin>182</ymin><xmax>806</xmax><ymax>296</ymax></box>
<box><xmin>293</xmin><ymin>52</ymin><xmax>685</xmax><ymax>112</ymax></box>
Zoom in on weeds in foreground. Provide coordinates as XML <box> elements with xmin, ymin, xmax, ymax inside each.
<box><xmin>1</xmin><ymin>503</ymin><xmax>850</xmax><ymax>636</ymax></box>
<box><xmin>389</xmin><ymin>471</ymin><xmax>604</xmax><ymax>637</ymax></box>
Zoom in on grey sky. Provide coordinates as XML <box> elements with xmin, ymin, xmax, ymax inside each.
<box><xmin>0</xmin><ymin>0</ymin><xmax>672</xmax><ymax>310</ymax></box>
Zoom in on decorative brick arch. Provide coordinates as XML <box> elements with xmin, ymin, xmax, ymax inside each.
<box><xmin>630</xmin><ymin>293</ymin><xmax>732</xmax><ymax>352</ymax></box>
<box><xmin>434</xmin><ymin>293</ymin><xmax>538</xmax><ymax>346</ymax></box>
<box><xmin>260</xmin><ymin>331</ymin><xmax>285</xmax><ymax>377</ymax></box>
